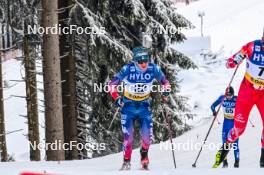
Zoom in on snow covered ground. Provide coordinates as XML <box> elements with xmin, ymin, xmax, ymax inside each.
<box><xmin>0</xmin><ymin>108</ymin><xmax>262</xmax><ymax>174</ymax></box>
<box><xmin>1</xmin><ymin>0</ymin><xmax>264</xmax><ymax>174</ymax></box>
<box><xmin>176</xmin><ymin>0</ymin><xmax>264</xmax><ymax>53</ymax></box>
<box><xmin>3</xmin><ymin>59</ymin><xmax>29</xmax><ymax>160</ymax></box>
<box><xmin>3</xmin><ymin>59</ymin><xmax>45</xmax><ymax>161</ymax></box>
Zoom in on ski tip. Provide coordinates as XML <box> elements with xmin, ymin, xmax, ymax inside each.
<box><xmin>212</xmin><ymin>164</ymin><xmax>220</xmax><ymax>168</ymax></box>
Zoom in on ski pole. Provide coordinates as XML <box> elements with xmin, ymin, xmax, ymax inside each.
<box><xmin>192</xmin><ymin>65</ymin><xmax>240</xmax><ymax>168</ymax></box>
<box><xmin>161</xmin><ymin>104</ymin><xmax>176</xmax><ymax>169</ymax></box>
<box><xmin>108</xmin><ymin>107</ymin><xmax>120</xmax><ymax>130</ymax></box>
<box><xmin>192</xmin><ymin>100</ymin><xmax>222</xmax><ymax>168</ymax></box>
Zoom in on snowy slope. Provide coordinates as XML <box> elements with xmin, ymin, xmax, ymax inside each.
<box><xmin>176</xmin><ymin>0</ymin><xmax>264</xmax><ymax>53</ymax></box>
<box><xmin>1</xmin><ymin>0</ymin><xmax>264</xmax><ymax>174</ymax></box>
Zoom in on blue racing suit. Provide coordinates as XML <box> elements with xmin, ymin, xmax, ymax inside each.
<box><xmin>211</xmin><ymin>95</ymin><xmax>240</xmax><ymax>161</ymax></box>
<box><xmin>109</xmin><ymin>61</ymin><xmax>170</xmax><ymax>160</ymax></box>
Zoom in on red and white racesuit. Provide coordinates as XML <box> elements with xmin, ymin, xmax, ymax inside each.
<box><xmin>226</xmin><ymin>39</ymin><xmax>264</xmax><ymax>148</ymax></box>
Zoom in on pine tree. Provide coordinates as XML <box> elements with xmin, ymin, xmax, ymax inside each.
<box><xmin>42</xmin><ymin>0</ymin><xmax>65</xmax><ymax>161</ymax></box>
<box><xmin>59</xmin><ymin>0</ymin><xmax>79</xmax><ymax>160</ymax></box>
<box><xmin>0</xmin><ymin>49</ymin><xmax>8</xmax><ymax>162</ymax></box>
<box><xmin>23</xmin><ymin>34</ymin><xmax>41</xmax><ymax>161</ymax></box>
<box><xmin>2</xmin><ymin>0</ymin><xmax>42</xmax><ymax>161</ymax></box>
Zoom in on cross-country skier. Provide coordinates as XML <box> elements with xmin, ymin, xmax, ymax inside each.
<box><xmin>109</xmin><ymin>46</ymin><xmax>171</xmax><ymax>170</ymax></box>
<box><xmin>213</xmin><ymin>31</ymin><xmax>264</xmax><ymax>168</ymax></box>
<box><xmin>211</xmin><ymin>86</ymin><xmax>240</xmax><ymax>168</ymax></box>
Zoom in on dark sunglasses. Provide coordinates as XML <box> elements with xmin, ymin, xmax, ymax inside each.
<box><xmin>137</xmin><ymin>60</ymin><xmax>148</xmax><ymax>64</ymax></box>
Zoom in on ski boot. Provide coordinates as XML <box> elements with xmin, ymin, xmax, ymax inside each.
<box><xmin>120</xmin><ymin>159</ymin><xmax>131</xmax><ymax>170</ymax></box>
<box><xmin>212</xmin><ymin>143</ymin><xmax>231</xmax><ymax>168</ymax></box>
<box><xmin>234</xmin><ymin>159</ymin><xmax>239</xmax><ymax>168</ymax></box>
<box><xmin>222</xmin><ymin>158</ymin><xmax>228</xmax><ymax>168</ymax></box>
<box><xmin>140</xmin><ymin>148</ymin><xmax>149</xmax><ymax>170</ymax></box>
<box><xmin>260</xmin><ymin>148</ymin><xmax>264</xmax><ymax>168</ymax></box>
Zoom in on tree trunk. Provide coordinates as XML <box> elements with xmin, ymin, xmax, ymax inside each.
<box><xmin>42</xmin><ymin>0</ymin><xmax>65</xmax><ymax>161</ymax></box>
<box><xmin>0</xmin><ymin>50</ymin><xmax>8</xmax><ymax>162</ymax></box>
<box><xmin>58</xmin><ymin>0</ymin><xmax>79</xmax><ymax>160</ymax></box>
<box><xmin>6</xmin><ymin>0</ymin><xmax>11</xmax><ymax>48</ymax></box>
<box><xmin>23</xmin><ymin>35</ymin><xmax>41</xmax><ymax>161</ymax></box>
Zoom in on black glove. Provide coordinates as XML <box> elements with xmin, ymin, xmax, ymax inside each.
<box><xmin>213</xmin><ymin>111</ymin><xmax>217</xmax><ymax>117</ymax></box>
<box><xmin>233</xmin><ymin>53</ymin><xmax>244</xmax><ymax>65</ymax></box>
<box><xmin>115</xmin><ymin>97</ymin><xmax>124</xmax><ymax>108</ymax></box>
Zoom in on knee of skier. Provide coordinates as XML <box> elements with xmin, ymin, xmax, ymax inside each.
<box><xmin>123</xmin><ymin>134</ymin><xmax>134</xmax><ymax>148</ymax></box>
<box><xmin>140</xmin><ymin>127</ymin><xmax>152</xmax><ymax>149</ymax></box>
<box><xmin>227</xmin><ymin>127</ymin><xmax>244</xmax><ymax>142</ymax></box>
<box><xmin>141</xmin><ymin>131</ymin><xmax>152</xmax><ymax>148</ymax></box>
<box><xmin>222</xmin><ymin>131</ymin><xmax>227</xmax><ymax>143</ymax></box>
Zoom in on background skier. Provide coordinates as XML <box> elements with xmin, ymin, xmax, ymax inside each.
<box><xmin>109</xmin><ymin>46</ymin><xmax>171</xmax><ymax>170</ymax></box>
<box><xmin>211</xmin><ymin>86</ymin><xmax>240</xmax><ymax>168</ymax></box>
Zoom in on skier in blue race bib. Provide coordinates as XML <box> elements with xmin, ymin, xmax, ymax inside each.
<box><xmin>109</xmin><ymin>47</ymin><xmax>171</xmax><ymax>170</ymax></box>
<box><xmin>211</xmin><ymin>86</ymin><xmax>240</xmax><ymax>168</ymax></box>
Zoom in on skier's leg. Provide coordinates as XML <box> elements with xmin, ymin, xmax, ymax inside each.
<box><xmin>222</xmin><ymin>119</ymin><xmax>232</xmax><ymax>167</ymax></box>
<box><xmin>227</xmin><ymin>81</ymin><xmax>255</xmax><ymax>143</ymax></box>
<box><xmin>139</xmin><ymin>115</ymin><xmax>153</xmax><ymax>150</ymax></box>
<box><xmin>227</xmin><ymin>118</ymin><xmax>240</xmax><ymax>162</ymax></box>
<box><xmin>233</xmin><ymin>138</ymin><xmax>240</xmax><ymax>168</ymax></box>
<box><xmin>213</xmin><ymin>82</ymin><xmax>255</xmax><ymax>168</ymax></box>
<box><xmin>222</xmin><ymin>119</ymin><xmax>232</xmax><ymax>143</ymax></box>
<box><xmin>121</xmin><ymin>113</ymin><xmax>134</xmax><ymax>161</ymax></box>
<box><xmin>231</xmin><ymin>116</ymin><xmax>240</xmax><ymax>162</ymax></box>
<box><xmin>233</xmin><ymin>138</ymin><xmax>240</xmax><ymax>160</ymax></box>
<box><xmin>139</xmin><ymin>111</ymin><xmax>153</xmax><ymax>168</ymax></box>
<box><xmin>256</xmin><ymin>94</ymin><xmax>264</xmax><ymax>149</ymax></box>
<box><xmin>255</xmin><ymin>92</ymin><xmax>264</xmax><ymax>167</ymax></box>
<box><xmin>222</xmin><ymin>123</ymin><xmax>229</xmax><ymax>167</ymax></box>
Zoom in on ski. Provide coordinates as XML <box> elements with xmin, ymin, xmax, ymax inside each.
<box><xmin>119</xmin><ymin>166</ymin><xmax>131</xmax><ymax>171</ymax></box>
<box><xmin>140</xmin><ymin>164</ymin><xmax>149</xmax><ymax>170</ymax></box>
<box><xmin>119</xmin><ymin>161</ymin><xmax>131</xmax><ymax>170</ymax></box>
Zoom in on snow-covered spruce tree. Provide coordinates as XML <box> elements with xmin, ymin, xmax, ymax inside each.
<box><xmin>0</xmin><ymin>0</ymin><xmax>42</xmax><ymax>160</ymax></box>
<box><xmin>69</xmin><ymin>0</ymin><xmax>196</xmax><ymax>158</ymax></box>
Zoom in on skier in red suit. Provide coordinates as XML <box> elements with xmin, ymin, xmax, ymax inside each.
<box><xmin>213</xmin><ymin>32</ymin><xmax>264</xmax><ymax>168</ymax></box>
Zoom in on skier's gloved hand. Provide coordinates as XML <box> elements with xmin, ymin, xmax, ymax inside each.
<box><xmin>226</xmin><ymin>59</ymin><xmax>234</xmax><ymax>68</ymax></box>
<box><xmin>115</xmin><ymin>97</ymin><xmax>124</xmax><ymax>108</ymax></box>
<box><xmin>233</xmin><ymin>53</ymin><xmax>244</xmax><ymax>65</ymax></box>
<box><xmin>213</xmin><ymin>111</ymin><xmax>217</xmax><ymax>117</ymax></box>
<box><xmin>162</xmin><ymin>92</ymin><xmax>169</xmax><ymax>103</ymax></box>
